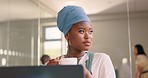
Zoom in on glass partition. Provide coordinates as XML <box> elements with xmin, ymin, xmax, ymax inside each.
<box><xmin>128</xmin><ymin>0</ymin><xmax>148</xmax><ymax>78</ymax></box>
<box><xmin>89</xmin><ymin>1</ymin><xmax>130</xmax><ymax>78</ymax></box>
<box><xmin>0</xmin><ymin>0</ymin><xmax>40</xmax><ymax>66</ymax></box>
<box><xmin>0</xmin><ymin>0</ymin><xmax>10</xmax><ymax>66</ymax></box>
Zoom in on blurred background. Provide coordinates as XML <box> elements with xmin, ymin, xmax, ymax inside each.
<box><xmin>0</xmin><ymin>0</ymin><xmax>148</xmax><ymax>78</ymax></box>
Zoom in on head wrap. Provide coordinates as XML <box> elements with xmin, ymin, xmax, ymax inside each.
<box><xmin>57</xmin><ymin>5</ymin><xmax>91</xmax><ymax>36</ymax></box>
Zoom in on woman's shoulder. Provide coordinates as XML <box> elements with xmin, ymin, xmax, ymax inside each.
<box><xmin>137</xmin><ymin>54</ymin><xmax>148</xmax><ymax>60</ymax></box>
<box><xmin>90</xmin><ymin>52</ymin><xmax>111</xmax><ymax>60</ymax></box>
<box><xmin>136</xmin><ymin>54</ymin><xmax>148</xmax><ymax>65</ymax></box>
<box><xmin>93</xmin><ymin>52</ymin><xmax>109</xmax><ymax>57</ymax></box>
<box><xmin>91</xmin><ymin>52</ymin><xmax>114</xmax><ymax>69</ymax></box>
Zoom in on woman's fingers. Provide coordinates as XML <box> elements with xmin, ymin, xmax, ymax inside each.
<box><xmin>47</xmin><ymin>59</ymin><xmax>59</xmax><ymax>65</ymax></box>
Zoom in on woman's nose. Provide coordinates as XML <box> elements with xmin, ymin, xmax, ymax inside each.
<box><xmin>84</xmin><ymin>32</ymin><xmax>92</xmax><ymax>39</ymax></box>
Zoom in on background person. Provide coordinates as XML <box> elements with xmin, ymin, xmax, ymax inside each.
<box><xmin>133</xmin><ymin>44</ymin><xmax>148</xmax><ymax>78</ymax></box>
<box><xmin>40</xmin><ymin>54</ymin><xmax>50</xmax><ymax>65</ymax></box>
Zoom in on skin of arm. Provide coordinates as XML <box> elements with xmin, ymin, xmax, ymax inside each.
<box><xmin>135</xmin><ymin>65</ymin><xmax>141</xmax><ymax>78</ymax></box>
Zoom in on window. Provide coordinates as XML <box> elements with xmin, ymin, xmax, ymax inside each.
<box><xmin>44</xmin><ymin>41</ymin><xmax>61</xmax><ymax>58</ymax></box>
<box><xmin>45</xmin><ymin>27</ymin><xmax>61</xmax><ymax>40</ymax></box>
<box><xmin>43</xmin><ymin>26</ymin><xmax>62</xmax><ymax>58</ymax></box>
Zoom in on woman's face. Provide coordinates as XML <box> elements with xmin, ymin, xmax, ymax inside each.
<box><xmin>66</xmin><ymin>22</ymin><xmax>93</xmax><ymax>51</ymax></box>
<box><xmin>133</xmin><ymin>47</ymin><xmax>138</xmax><ymax>56</ymax></box>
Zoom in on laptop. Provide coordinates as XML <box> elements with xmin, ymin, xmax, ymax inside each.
<box><xmin>0</xmin><ymin>65</ymin><xmax>84</xmax><ymax>78</ymax></box>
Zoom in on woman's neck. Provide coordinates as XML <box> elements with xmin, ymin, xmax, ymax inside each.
<box><xmin>67</xmin><ymin>49</ymin><xmax>86</xmax><ymax>58</ymax></box>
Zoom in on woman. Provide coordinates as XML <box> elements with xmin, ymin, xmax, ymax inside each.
<box><xmin>47</xmin><ymin>6</ymin><xmax>115</xmax><ymax>78</ymax></box>
<box><xmin>133</xmin><ymin>44</ymin><xmax>148</xmax><ymax>78</ymax></box>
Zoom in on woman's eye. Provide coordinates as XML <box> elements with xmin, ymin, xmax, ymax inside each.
<box><xmin>79</xmin><ymin>30</ymin><xmax>84</xmax><ymax>34</ymax></box>
<box><xmin>89</xmin><ymin>30</ymin><xmax>93</xmax><ymax>34</ymax></box>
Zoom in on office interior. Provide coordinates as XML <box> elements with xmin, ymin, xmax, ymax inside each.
<box><xmin>0</xmin><ymin>0</ymin><xmax>148</xmax><ymax>78</ymax></box>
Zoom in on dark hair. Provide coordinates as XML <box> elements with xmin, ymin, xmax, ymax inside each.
<box><xmin>40</xmin><ymin>55</ymin><xmax>50</xmax><ymax>64</ymax></box>
<box><xmin>134</xmin><ymin>44</ymin><xmax>146</xmax><ymax>55</ymax></box>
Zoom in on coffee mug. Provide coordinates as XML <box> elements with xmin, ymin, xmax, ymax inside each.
<box><xmin>59</xmin><ymin>58</ymin><xmax>77</xmax><ymax>65</ymax></box>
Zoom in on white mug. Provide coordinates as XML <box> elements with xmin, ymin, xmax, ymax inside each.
<box><xmin>59</xmin><ymin>58</ymin><xmax>77</xmax><ymax>65</ymax></box>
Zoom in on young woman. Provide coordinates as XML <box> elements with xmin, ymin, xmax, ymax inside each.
<box><xmin>47</xmin><ymin>6</ymin><xmax>115</xmax><ymax>78</ymax></box>
<box><xmin>133</xmin><ymin>44</ymin><xmax>148</xmax><ymax>78</ymax></box>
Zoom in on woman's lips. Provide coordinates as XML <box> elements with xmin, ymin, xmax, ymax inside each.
<box><xmin>83</xmin><ymin>41</ymin><xmax>91</xmax><ymax>46</ymax></box>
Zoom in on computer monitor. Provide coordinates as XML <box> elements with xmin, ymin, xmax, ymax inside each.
<box><xmin>0</xmin><ymin>65</ymin><xmax>84</xmax><ymax>78</ymax></box>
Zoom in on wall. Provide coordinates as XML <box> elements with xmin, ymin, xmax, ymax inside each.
<box><xmin>88</xmin><ymin>11</ymin><xmax>148</xmax><ymax>78</ymax></box>
<box><xmin>130</xmin><ymin>11</ymin><xmax>148</xmax><ymax>78</ymax></box>
<box><xmin>88</xmin><ymin>13</ymin><xmax>129</xmax><ymax>75</ymax></box>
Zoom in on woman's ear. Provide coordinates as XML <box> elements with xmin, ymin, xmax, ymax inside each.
<box><xmin>65</xmin><ymin>33</ymin><xmax>71</xmax><ymax>46</ymax></box>
<box><xmin>65</xmin><ymin>33</ymin><xmax>69</xmax><ymax>40</ymax></box>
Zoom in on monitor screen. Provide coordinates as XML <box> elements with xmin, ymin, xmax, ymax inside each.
<box><xmin>0</xmin><ymin>65</ymin><xmax>84</xmax><ymax>78</ymax></box>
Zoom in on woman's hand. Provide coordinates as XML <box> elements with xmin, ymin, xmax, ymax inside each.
<box><xmin>47</xmin><ymin>59</ymin><xmax>60</xmax><ymax>65</ymax></box>
<box><xmin>83</xmin><ymin>66</ymin><xmax>93</xmax><ymax>78</ymax></box>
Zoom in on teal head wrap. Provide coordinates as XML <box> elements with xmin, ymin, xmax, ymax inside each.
<box><xmin>57</xmin><ymin>6</ymin><xmax>91</xmax><ymax>36</ymax></box>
